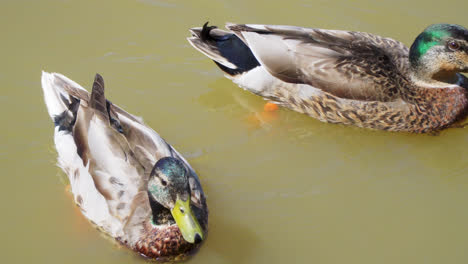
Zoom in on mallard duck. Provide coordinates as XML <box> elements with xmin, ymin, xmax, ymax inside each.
<box><xmin>41</xmin><ymin>72</ymin><xmax>208</xmax><ymax>261</ymax></box>
<box><xmin>188</xmin><ymin>23</ymin><xmax>468</xmax><ymax>133</ymax></box>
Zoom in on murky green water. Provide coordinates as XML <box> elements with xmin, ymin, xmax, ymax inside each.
<box><xmin>1</xmin><ymin>0</ymin><xmax>468</xmax><ymax>263</ymax></box>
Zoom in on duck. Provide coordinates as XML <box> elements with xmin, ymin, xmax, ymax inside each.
<box><xmin>188</xmin><ymin>22</ymin><xmax>468</xmax><ymax>133</ymax></box>
<box><xmin>41</xmin><ymin>72</ymin><xmax>208</xmax><ymax>261</ymax></box>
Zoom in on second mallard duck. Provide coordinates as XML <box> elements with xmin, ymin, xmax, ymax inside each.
<box><xmin>188</xmin><ymin>23</ymin><xmax>468</xmax><ymax>133</ymax></box>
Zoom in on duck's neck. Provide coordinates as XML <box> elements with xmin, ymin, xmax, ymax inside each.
<box><xmin>409</xmin><ymin>63</ymin><xmax>460</xmax><ymax>88</ymax></box>
<box><xmin>148</xmin><ymin>194</ymin><xmax>174</xmax><ymax>226</ymax></box>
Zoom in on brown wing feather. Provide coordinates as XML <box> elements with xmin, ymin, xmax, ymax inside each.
<box><xmin>228</xmin><ymin>24</ymin><xmax>411</xmax><ymax>102</ymax></box>
<box><xmin>89</xmin><ymin>73</ymin><xmax>109</xmax><ymax>120</ymax></box>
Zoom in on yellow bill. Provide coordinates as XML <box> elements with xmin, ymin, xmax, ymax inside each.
<box><xmin>171</xmin><ymin>197</ymin><xmax>204</xmax><ymax>243</ymax></box>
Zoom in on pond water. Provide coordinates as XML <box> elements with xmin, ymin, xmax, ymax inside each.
<box><xmin>1</xmin><ymin>0</ymin><xmax>468</xmax><ymax>263</ymax></box>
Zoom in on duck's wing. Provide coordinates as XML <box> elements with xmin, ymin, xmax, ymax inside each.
<box><xmin>227</xmin><ymin>24</ymin><xmax>410</xmax><ymax>102</ymax></box>
<box><xmin>42</xmin><ymin>72</ymin><xmax>152</xmax><ymax>239</ymax></box>
<box><xmin>48</xmin><ymin>73</ymin><xmax>182</xmax><ymax>168</ymax></box>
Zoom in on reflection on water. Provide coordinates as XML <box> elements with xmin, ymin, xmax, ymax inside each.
<box><xmin>1</xmin><ymin>0</ymin><xmax>468</xmax><ymax>263</ymax></box>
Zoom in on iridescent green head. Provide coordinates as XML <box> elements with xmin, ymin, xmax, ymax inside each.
<box><xmin>409</xmin><ymin>24</ymin><xmax>468</xmax><ymax>73</ymax></box>
<box><xmin>147</xmin><ymin>157</ymin><xmax>204</xmax><ymax>244</ymax></box>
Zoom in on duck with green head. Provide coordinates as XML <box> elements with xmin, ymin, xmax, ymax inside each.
<box><xmin>41</xmin><ymin>72</ymin><xmax>208</xmax><ymax>261</ymax></box>
<box><xmin>189</xmin><ymin>23</ymin><xmax>468</xmax><ymax>133</ymax></box>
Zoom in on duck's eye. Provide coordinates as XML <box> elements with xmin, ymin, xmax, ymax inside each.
<box><xmin>161</xmin><ymin>179</ymin><xmax>167</xmax><ymax>186</ymax></box>
<box><xmin>448</xmin><ymin>41</ymin><xmax>460</xmax><ymax>51</ymax></box>
<box><xmin>180</xmin><ymin>207</ymin><xmax>185</xmax><ymax>214</ymax></box>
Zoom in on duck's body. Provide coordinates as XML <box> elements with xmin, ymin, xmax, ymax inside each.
<box><xmin>188</xmin><ymin>23</ymin><xmax>468</xmax><ymax>133</ymax></box>
<box><xmin>41</xmin><ymin>72</ymin><xmax>207</xmax><ymax>261</ymax></box>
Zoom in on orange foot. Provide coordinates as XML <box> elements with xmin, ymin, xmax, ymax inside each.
<box><xmin>263</xmin><ymin>102</ymin><xmax>279</xmax><ymax>112</ymax></box>
<box><xmin>246</xmin><ymin>102</ymin><xmax>279</xmax><ymax>128</ymax></box>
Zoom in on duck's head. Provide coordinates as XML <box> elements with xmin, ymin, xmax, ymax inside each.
<box><xmin>409</xmin><ymin>24</ymin><xmax>468</xmax><ymax>83</ymax></box>
<box><xmin>147</xmin><ymin>157</ymin><xmax>204</xmax><ymax>244</ymax></box>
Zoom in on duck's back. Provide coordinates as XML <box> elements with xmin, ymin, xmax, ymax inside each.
<box><xmin>189</xmin><ymin>23</ymin><xmax>412</xmax><ymax>102</ymax></box>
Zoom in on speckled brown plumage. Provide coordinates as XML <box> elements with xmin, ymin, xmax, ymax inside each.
<box><xmin>188</xmin><ymin>23</ymin><xmax>468</xmax><ymax>133</ymax></box>
<box><xmin>274</xmin><ymin>83</ymin><xmax>468</xmax><ymax>133</ymax></box>
<box><xmin>131</xmin><ymin>224</ymin><xmax>196</xmax><ymax>261</ymax></box>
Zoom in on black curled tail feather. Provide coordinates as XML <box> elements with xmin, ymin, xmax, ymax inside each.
<box><xmin>189</xmin><ymin>22</ymin><xmax>260</xmax><ymax>76</ymax></box>
<box><xmin>200</xmin><ymin>22</ymin><xmax>218</xmax><ymax>41</ymax></box>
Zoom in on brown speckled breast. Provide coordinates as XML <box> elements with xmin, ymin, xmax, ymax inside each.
<box><xmin>404</xmin><ymin>85</ymin><xmax>468</xmax><ymax>133</ymax></box>
<box><xmin>131</xmin><ymin>223</ymin><xmax>200</xmax><ymax>261</ymax></box>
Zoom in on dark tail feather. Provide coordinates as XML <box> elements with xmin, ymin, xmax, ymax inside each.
<box><xmin>188</xmin><ymin>22</ymin><xmax>260</xmax><ymax>75</ymax></box>
<box><xmin>89</xmin><ymin>73</ymin><xmax>109</xmax><ymax>120</ymax></box>
<box><xmin>89</xmin><ymin>74</ymin><xmax>124</xmax><ymax>133</ymax></box>
<box><xmin>53</xmin><ymin>95</ymin><xmax>80</xmax><ymax>132</ymax></box>
<box><xmin>89</xmin><ymin>73</ymin><xmax>123</xmax><ymax>133</ymax></box>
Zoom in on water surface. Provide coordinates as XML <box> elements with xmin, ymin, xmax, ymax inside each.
<box><xmin>1</xmin><ymin>0</ymin><xmax>468</xmax><ymax>263</ymax></box>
